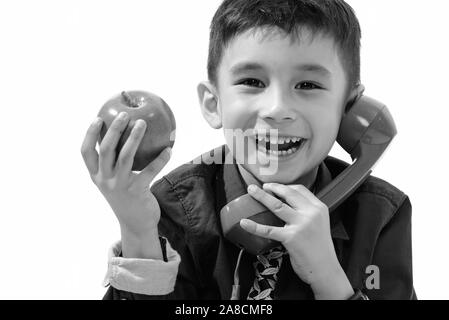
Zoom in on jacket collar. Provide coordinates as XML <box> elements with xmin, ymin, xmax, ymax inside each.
<box><xmin>216</xmin><ymin>145</ymin><xmax>349</xmax><ymax>241</ymax></box>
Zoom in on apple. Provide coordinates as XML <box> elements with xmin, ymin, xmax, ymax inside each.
<box><xmin>98</xmin><ymin>90</ymin><xmax>176</xmax><ymax>171</ymax></box>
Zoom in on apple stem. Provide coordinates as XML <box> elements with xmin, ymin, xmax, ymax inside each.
<box><xmin>121</xmin><ymin>91</ymin><xmax>139</xmax><ymax>108</ymax></box>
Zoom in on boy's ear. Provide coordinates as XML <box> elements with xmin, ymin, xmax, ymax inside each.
<box><xmin>344</xmin><ymin>83</ymin><xmax>366</xmax><ymax>113</ymax></box>
<box><xmin>197</xmin><ymin>81</ymin><xmax>222</xmax><ymax>129</ymax></box>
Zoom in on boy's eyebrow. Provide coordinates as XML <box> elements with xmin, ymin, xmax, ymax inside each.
<box><xmin>230</xmin><ymin>62</ymin><xmax>264</xmax><ymax>75</ymax></box>
<box><xmin>294</xmin><ymin>64</ymin><xmax>331</xmax><ymax>76</ymax></box>
<box><xmin>229</xmin><ymin>62</ymin><xmax>331</xmax><ymax>77</ymax></box>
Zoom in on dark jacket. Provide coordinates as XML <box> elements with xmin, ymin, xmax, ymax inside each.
<box><xmin>104</xmin><ymin>145</ymin><xmax>416</xmax><ymax>300</ymax></box>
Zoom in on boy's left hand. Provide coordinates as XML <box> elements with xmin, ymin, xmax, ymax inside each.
<box><xmin>240</xmin><ymin>183</ymin><xmax>353</xmax><ymax>299</ymax></box>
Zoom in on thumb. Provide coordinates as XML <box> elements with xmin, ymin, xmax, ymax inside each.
<box><xmin>136</xmin><ymin>147</ymin><xmax>172</xmax><ymax>186</ymax></box>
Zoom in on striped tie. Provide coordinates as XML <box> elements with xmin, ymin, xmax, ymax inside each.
<box><xmin>247</xmin><ymin>246</ymin><xmax>285</xmax><ymax>300</ymax></box>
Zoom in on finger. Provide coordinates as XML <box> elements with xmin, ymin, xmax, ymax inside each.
<box><xmin>98</xmin><ymin>112</ymin><xmax>130</xmax><ymax>177</ymax></box>
<box><xmin>287</xmin><ymin>184</ymin><xmax>323</xmax><ymax>206</ymax></box>
<box><xmin>135</xmin><ymin>147</ymin><xmax>172</xmax><ymax>187</ymax></box>
<box><xmin>240</xmin><ymin>219</ymin><xmax>284</xmax><ymax>242</ymax></box>
<box><xmin>262</xmin><ymin>183</ymin><xmax>309</xmax><ymax>210</ymax></box>
<box><xmin>80</xmin><ymin>117</ymin><xmax>103</xmax><ymax>175</ymax></box>
<box><xmin>247</xmin><ymin>184</ymin><xmax>295</xmax><ymax>223</ymax></box>
<box><xmin>116</xmin><ymin>119</ymin><xmax>147</xmax><ymax>176</ymax></box>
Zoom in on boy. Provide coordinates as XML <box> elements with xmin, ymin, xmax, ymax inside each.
<box><xmin>81</xmin><ymin>0</ymin><xmax>416</xmax><ymax>300</ymax></box>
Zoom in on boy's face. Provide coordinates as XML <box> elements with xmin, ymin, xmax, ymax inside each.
<box><xmin>206</xmin><ymin>27</ymin><xmax>350</xmax><ymax>184</ymax></box>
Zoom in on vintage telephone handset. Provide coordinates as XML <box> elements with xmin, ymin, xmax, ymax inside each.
<box><xmin>220</xmin><ymin>95</ymin><xmax>398</xmax><ymax>256</ymax></box>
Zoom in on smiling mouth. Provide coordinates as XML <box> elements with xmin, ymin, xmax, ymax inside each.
<box><xmin>255</xmin><ymin>134</ymin><xmax>306</xmax><ymax>157</ymax></box>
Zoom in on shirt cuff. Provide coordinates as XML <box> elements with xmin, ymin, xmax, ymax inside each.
<box><xmin>102</xmin><ymin>237</ymin><xmax>181</xmax><ymax>295</ymax></box>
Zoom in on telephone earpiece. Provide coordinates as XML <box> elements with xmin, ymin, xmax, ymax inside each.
<box><xmin>317</xmin><ymin>95</ymin><xmax>397</xmax><ymax>211</ymax></box>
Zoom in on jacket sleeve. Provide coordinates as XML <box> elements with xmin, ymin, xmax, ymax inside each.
<box><xmin>102</xmin><ymin>177</ymin><xmax>202</xmax><ymax>300</ymax></box>
<box><xmin>367</xmin><ymin>196</ymin><xmax>417</xmax><ymax>300</ymax></box>
<box><xmin>102</xmin><ymin>237</ymin><xmax>180</xmax><ymax>300</ymax></box>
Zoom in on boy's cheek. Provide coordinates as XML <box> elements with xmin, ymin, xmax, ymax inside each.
<box><xmin>312</xmin><ymin>120</ymin><xmax>340</xmax><ymax>144</ymax></box>
<box><xmin>219</xmin><ymin>108</ymin><xmax>255</xmax><ymax>129</ymax></box>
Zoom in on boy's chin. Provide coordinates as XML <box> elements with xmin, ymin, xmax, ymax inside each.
<box><xmin>244</xmin><ymin>162</ymin><xmax>309</xmax><ymax>185</ymax></box>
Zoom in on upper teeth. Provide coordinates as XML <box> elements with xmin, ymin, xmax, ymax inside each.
<box><xmin>256</xmin><ymin>135</ymin><xmax>303</xmax><ymax>144</ymax></box>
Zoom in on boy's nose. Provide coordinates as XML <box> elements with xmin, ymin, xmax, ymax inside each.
<box><xmin>258</xmin><ymin>91</ymin><xmax>297</xmax><ymax>124</ymax></box>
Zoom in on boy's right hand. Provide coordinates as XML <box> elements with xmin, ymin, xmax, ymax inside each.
<box><xmin>81</xmin><ymin>112</ymin><xmax>171</xmax><ymax>257</ymax></box>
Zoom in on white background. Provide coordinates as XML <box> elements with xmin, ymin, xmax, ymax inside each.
<box><xmin>0</xmin><ymin>0</ymin><xmax>447</xmax><ymax>299</ymax></box>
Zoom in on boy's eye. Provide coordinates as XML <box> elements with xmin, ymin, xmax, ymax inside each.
<box><xmin>296</xmin><ymin>82</ymin><xmax>322</xmax><ymax>90</ymax></box>
<box><xmin>237</xmin><ymin>78</ymin><xmax>265</xmax><ymax>88</ymax></box>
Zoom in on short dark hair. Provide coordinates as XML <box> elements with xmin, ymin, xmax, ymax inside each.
<box><xmin>207</xmin><ymin>0</ymin><xmax>361</xmax><ymax>92</ymax></box>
